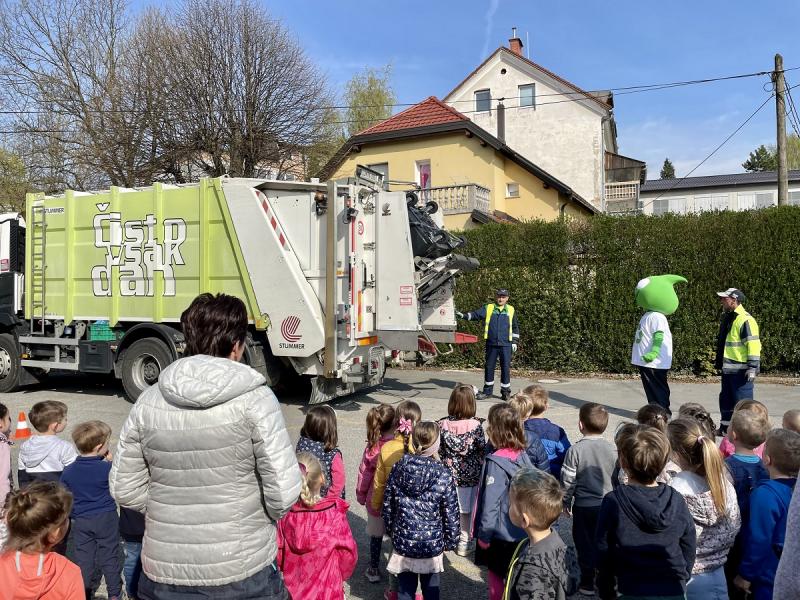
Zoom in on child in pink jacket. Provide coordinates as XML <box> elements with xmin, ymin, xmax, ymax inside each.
<box><xmin>278</xmin><ymin>452</ymin><xmax>357</xmax><ymax>600</ymax></box>
<box><xmin>356</xmin><ymin>403</ymin><xmax>396</xmax><ymax>584</ymax></box>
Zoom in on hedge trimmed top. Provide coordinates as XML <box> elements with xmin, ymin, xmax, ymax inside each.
<box><xmin>440</xmin><ymin>208</ymin><xmax>800</xmax><ymax>375</ymax></box>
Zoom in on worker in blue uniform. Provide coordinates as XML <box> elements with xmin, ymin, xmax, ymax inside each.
<box><xmin>456</xmin><ymin>289</ymin><xmax>519</xmax><ymax>400</ymax></box>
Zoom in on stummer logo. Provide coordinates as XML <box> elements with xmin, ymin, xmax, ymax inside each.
<box><xmin>279</xmin><ymin>315</ymin><xmax>304</xmax><ymax>349</ymax></box>
<box><xmin>91</xmin><ymin>212</ymin><xmax>187</xmax><ymax>297</ymax></box>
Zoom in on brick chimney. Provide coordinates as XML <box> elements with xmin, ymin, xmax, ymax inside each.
<box><xmin>509</xmin><ymin>27</ymin><xmax>524</xmax><ymax>57</ymax></box>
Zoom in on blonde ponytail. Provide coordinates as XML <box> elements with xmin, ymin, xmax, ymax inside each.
<box><xmin>668</xmin><ymin>418</ymin><xmax>729</xmax><ymax>515</ymax></box>
<box><xmin>296</xmin><ymin>452</ymin><xmax>325</xmax><ymax>507</ymax></box>
<box><xmin>699</xmin><ymin>435</ymin><xmax>728</xmax><ymax>515</ymax></box>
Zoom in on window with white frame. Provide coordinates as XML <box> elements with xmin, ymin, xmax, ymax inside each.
<box><xmin>737</xmin><ymin>192</ymin><xmax>756</xmax><ymax>210</ymax></box>
<box><xmin>506</xmin><ymin>182</ymin><xmax>520</xmax><ymax>197</ymax></box>
<box><xmin>756</xmin><ymin>191</ymin><xmax>774</xmax><ymax>208</ymax></box>
<box><xmin>652</xmin><ymin>198</ymin><xmax>671</xmax><ymax>215</ymax></box>
<box><xmin>415</xmin><ymin>160</ymin><xmax>431</xmax><ymax>189</ymax></box>
<box><xmin>475</xmin><ymin>89</ymin><xmax>491</xmax><ymax>112</ymax></box>
<box><xmin>519</xmin><ymin>84</ymin><xmax>535</xmax><ymax>108</ymax></box>
<box><xmin>694</xmin><ymin>193</ymin><xmax>730</xmax><ymax>213</ymax></box>
<box><xmin>788</xmin><ymin>190</ymin><xmax>800</xmax><ymax>206</ymax></box>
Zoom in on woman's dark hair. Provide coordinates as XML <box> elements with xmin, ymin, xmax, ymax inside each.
<box><xmin>0</xmin><ymin>402</ymin><xmax>8</xmax><ymax>421</ymax></box>
<box><xmin>181</xmin><ymin>293</ymin><xmax>248</xmax><ymax>358</ymax></box>
<box><xmin>301</xmin><ymin>405</ymin><xmax>339</xmax><ymax>451</ymax></box>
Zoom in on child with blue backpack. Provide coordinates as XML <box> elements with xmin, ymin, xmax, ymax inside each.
<box><xmin>518</xmin><ymin>385</ymin><xmax>571</xmax><ymax>479</ymax></box>
<box><xmin>475</xmin><ymin>403</ymin><xmax>536</xmax><ymax>600</ymax></box>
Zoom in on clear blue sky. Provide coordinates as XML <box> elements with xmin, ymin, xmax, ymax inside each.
<box><xmin>144</xmin><ymin>0</ymin><xmax>800</xmax><ymax>179</ymax></box>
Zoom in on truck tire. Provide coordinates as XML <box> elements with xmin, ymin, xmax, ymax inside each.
<box><xmin>0</xmin><ymin>333</ymin><xmax>20</xmax><ymax>393</ymax></box>
<box><xmin>121</xmin><ymin>338</ymin><xmax>173</xmax><ymax>402</ymax></box>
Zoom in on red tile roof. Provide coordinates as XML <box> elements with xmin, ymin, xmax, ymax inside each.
<box><xmin>357</xmin><ymin>96</ymin><xmax>468</xmax><ymax>135</ymax></box>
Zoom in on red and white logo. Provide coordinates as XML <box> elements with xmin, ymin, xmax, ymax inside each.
<box><xmin>280</xmin><ymin>316</ymin><xmax>302</xmax><ymax>342</ymax></box>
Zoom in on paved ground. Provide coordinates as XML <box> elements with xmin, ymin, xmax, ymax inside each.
<box><xmin>3</xmin><ymin>368</ymin><xmax>798</xmax><ymax>599</ymax></box>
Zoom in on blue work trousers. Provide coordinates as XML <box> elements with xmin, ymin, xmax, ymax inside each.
<box><xmin>719</xmin><ymin>371</ymin><xmax>754</xmax><ymax>429</ymax></box>
<box><xmin>483</xmin><ymin>344</ymin><xmax>512</xmax><ymax>395</ymax></box>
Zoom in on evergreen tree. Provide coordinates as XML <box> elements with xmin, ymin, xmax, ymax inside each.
<box><xmin>660</xmin><ymin>158</ymin><xmax>676</xmax><ymax>179</ymax></box>
<box><xmin>742</xmin><ymin>145</ymin><xmax>778</xmax><ymax>172</ymax></box>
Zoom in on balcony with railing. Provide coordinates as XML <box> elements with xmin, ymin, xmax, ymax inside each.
<box><xmin>605</xmin><ymin>181</ymin><xmax>641</xmax><ymax>215</ymax></box>
<box><xmin>419</xmin><ymin>183</ymin><xmax>491</xmax><ymax>215</ymax></box>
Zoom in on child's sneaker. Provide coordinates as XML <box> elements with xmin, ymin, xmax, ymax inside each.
<box><xmin>578</xmin><ymin>587</ymin><xmax>596</xmax><ymax>597</ymax></box>
<box><xmin>455</xmin><ymin>539</ymin><xmax>475</xmax><ymax>556</ymax></box>
<box><xmin>365</xmin><ymin>567</ymin><xmax>381</xmax><ymax>583</ymax></box>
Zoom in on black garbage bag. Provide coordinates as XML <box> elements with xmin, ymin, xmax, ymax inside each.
<box><xmin>406</xmin><ymin>192</ymin><xmax>466</xmax><ymax>259</ymax></box>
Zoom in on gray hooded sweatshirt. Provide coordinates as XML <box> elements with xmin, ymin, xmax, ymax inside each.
<box><xmin>110</xmin><ymin>355</ymin><xmax>302</xmax><ymax>587</ymax></box>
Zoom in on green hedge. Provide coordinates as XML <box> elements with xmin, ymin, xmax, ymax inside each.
<box><xmin>439</xmin><ymin>207</ymin><xmax>800</xmax><ymax>375</ymax></box>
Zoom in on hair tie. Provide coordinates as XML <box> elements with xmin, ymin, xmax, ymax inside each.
<box><xmin>696</xmin><ymin>435</ymin><xmax>707</xmax><ymax>444</ymax></box>
<box><xmin>397</xmin><ymin>417</ymin><xmax>413</xmax><ymax>435</ymax></box>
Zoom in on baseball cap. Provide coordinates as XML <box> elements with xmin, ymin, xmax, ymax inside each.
<box><xmin>716</xmin><ymin>288</ymin><xmax>746</xmax><ymax>302</ymax></box>
<box><xmin>495</xmin><ymin>288</ymin><xmax>509</xmax><ymax>297</ymax></box>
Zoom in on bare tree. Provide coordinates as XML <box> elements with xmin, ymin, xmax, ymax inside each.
<box><xmin>0</xmin><ymin>0</ymin><xmax>154</xmax><ymax>188</ymax></box>
<box><xmin>161</xmin><ymin>0</ymin><xmax>335</xmax><ymax>179</ymax></box>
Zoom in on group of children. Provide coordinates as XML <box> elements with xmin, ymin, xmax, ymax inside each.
<box><xmin>0</xmin><ymin>401</ymin><xmax>144</xmax><ymax>600</ymax></box>
<box><xmin>1</xmin><ymin>391</ymin><xmax>799</xmax><ymax>600</ymax></box>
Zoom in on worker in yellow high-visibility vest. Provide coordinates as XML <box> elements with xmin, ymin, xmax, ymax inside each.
<box><xmin>715</xmin><ymin>288</ymin><xmax>761</xmax><ymax>434</ymax></box>
<box><xmin>456</xmin><ymin>289</ymin><xmax>519</xmax><ymax>400</ymax></box>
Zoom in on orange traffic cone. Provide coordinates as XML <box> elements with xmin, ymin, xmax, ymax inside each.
<box><xmin>14</xmin><ymin>411</ymin><xmax>31</xmax><ymax>440</ymax></box>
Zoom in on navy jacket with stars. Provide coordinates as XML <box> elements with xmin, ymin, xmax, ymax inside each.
<box><xmin>382</xmin><ymin>454</ymin><xmax>460</xmax><ymax>559</ymax></box>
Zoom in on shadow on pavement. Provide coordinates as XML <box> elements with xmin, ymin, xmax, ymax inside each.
<box><xmin>549</xmin><ymin>390</ymin><xmax>637</xmax><ymax>420</ymax></box>
<box><xmin>20</xmin><ymin>373</ymin><xmax>125</xmax><ymax>398</ymax></box>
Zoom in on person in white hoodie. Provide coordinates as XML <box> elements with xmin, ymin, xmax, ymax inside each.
<box><xmin>110</xmin><ymin>293</ymin><xmax>302</xmax><ymax>600</ymax></box>
<box><xmin>17</xmin><ymin>401</ymin><xmax>77</xmax><ymax>487</ymax></box>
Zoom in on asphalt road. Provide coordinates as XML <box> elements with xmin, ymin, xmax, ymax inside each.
<box><xmin>3</xmin><ymin>368</ymin><xmax>798</xmax><ymax>599</ymax></box>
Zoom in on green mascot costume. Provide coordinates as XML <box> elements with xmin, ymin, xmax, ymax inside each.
<box><xmin>631</xmin><ymin>274</ymin><xmax>687</xmax><ymax>414</ymax></box>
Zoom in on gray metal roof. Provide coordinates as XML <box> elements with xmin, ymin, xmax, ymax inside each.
<box><xmin>640</xmin><ymin>170</ymin><xmax>800</xmax><ymax>193</ymax></box>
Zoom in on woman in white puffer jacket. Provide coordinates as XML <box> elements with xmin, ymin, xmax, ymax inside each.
<box><xmin>110</xmin><ymin>293</ymin><xmax>302</xmax><ymax>600</ymax></box>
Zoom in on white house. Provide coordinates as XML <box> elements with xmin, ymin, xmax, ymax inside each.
<box><xmin>444</xmin><ymin>29</ymin><xmax>645</xmax><ymax>211</ymax></box>
<box><xmin>639</xmin><ymin>171</ymin><xmax>800</xmax><ymax>215</ymax></box>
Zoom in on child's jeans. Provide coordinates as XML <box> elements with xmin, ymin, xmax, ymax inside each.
<box><xmin>122</xmin><ymin>540</ymin><xmax>143</xmax><ymax>598</ymax></box>
<box><xmin>572</xmin><ymin>504</ymin><xmax>601</xmax><ymax>590</ymax></box>
<box><xmin>397</xmin><ymin>572</ymin><xmax>439</xmax><ymax>600</ymax></box>
<box><xmin>686</xmin><ymin>566</ymin><xmax>728</xmax><ymax>600</ymax></box>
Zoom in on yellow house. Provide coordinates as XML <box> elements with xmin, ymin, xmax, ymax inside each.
<box><xmin>319</xmin><ymin>97</ymin><xmax>597</xmax><ymax>230</ymax></box>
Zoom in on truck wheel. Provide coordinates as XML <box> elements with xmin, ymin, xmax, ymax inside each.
<box><xmin>121</xmin><ymin>338</ymin><xmax>172</xmax><ymax>402</ymax></box>
<box><xmin>0</xmin><ymin>333</ymin><xmax>20</xmax><ymax>393</ymax></box>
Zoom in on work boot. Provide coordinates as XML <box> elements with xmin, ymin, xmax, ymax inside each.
<box><xmin>501</xmin><ymin>389</ymin><xmax>511</xmax><ymax>401</ymax></box>
<box><xmin>476</xmin><ymin>391</ymin><xmax>491</xmax><ymax>400</ymax></box>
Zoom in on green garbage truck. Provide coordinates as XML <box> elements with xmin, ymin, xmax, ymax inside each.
<box><xmin>0</xmin><ymin>168</ymin><xmax>478</xmax><ymax>402</ymax></box>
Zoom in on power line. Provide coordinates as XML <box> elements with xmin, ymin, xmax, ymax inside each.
<box><xmin>783</xmin><ymin>77</ymin><xmax>800</xmax><ymax>137</ymax></box>
<box><xmin>0</xmin><ymin>65</ymin><xmax>795</xmax><ymax>119</ymax></box>
<box><xmin>640</xmin><ymin>92</ymin><xmax>776</xmax><ymax>210</ymax></box>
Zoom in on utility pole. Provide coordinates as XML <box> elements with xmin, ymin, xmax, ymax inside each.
<box><xmin>775</xmin><ymin>53</ymin><xmax>788</xmax><ymax>206</ymax></box>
